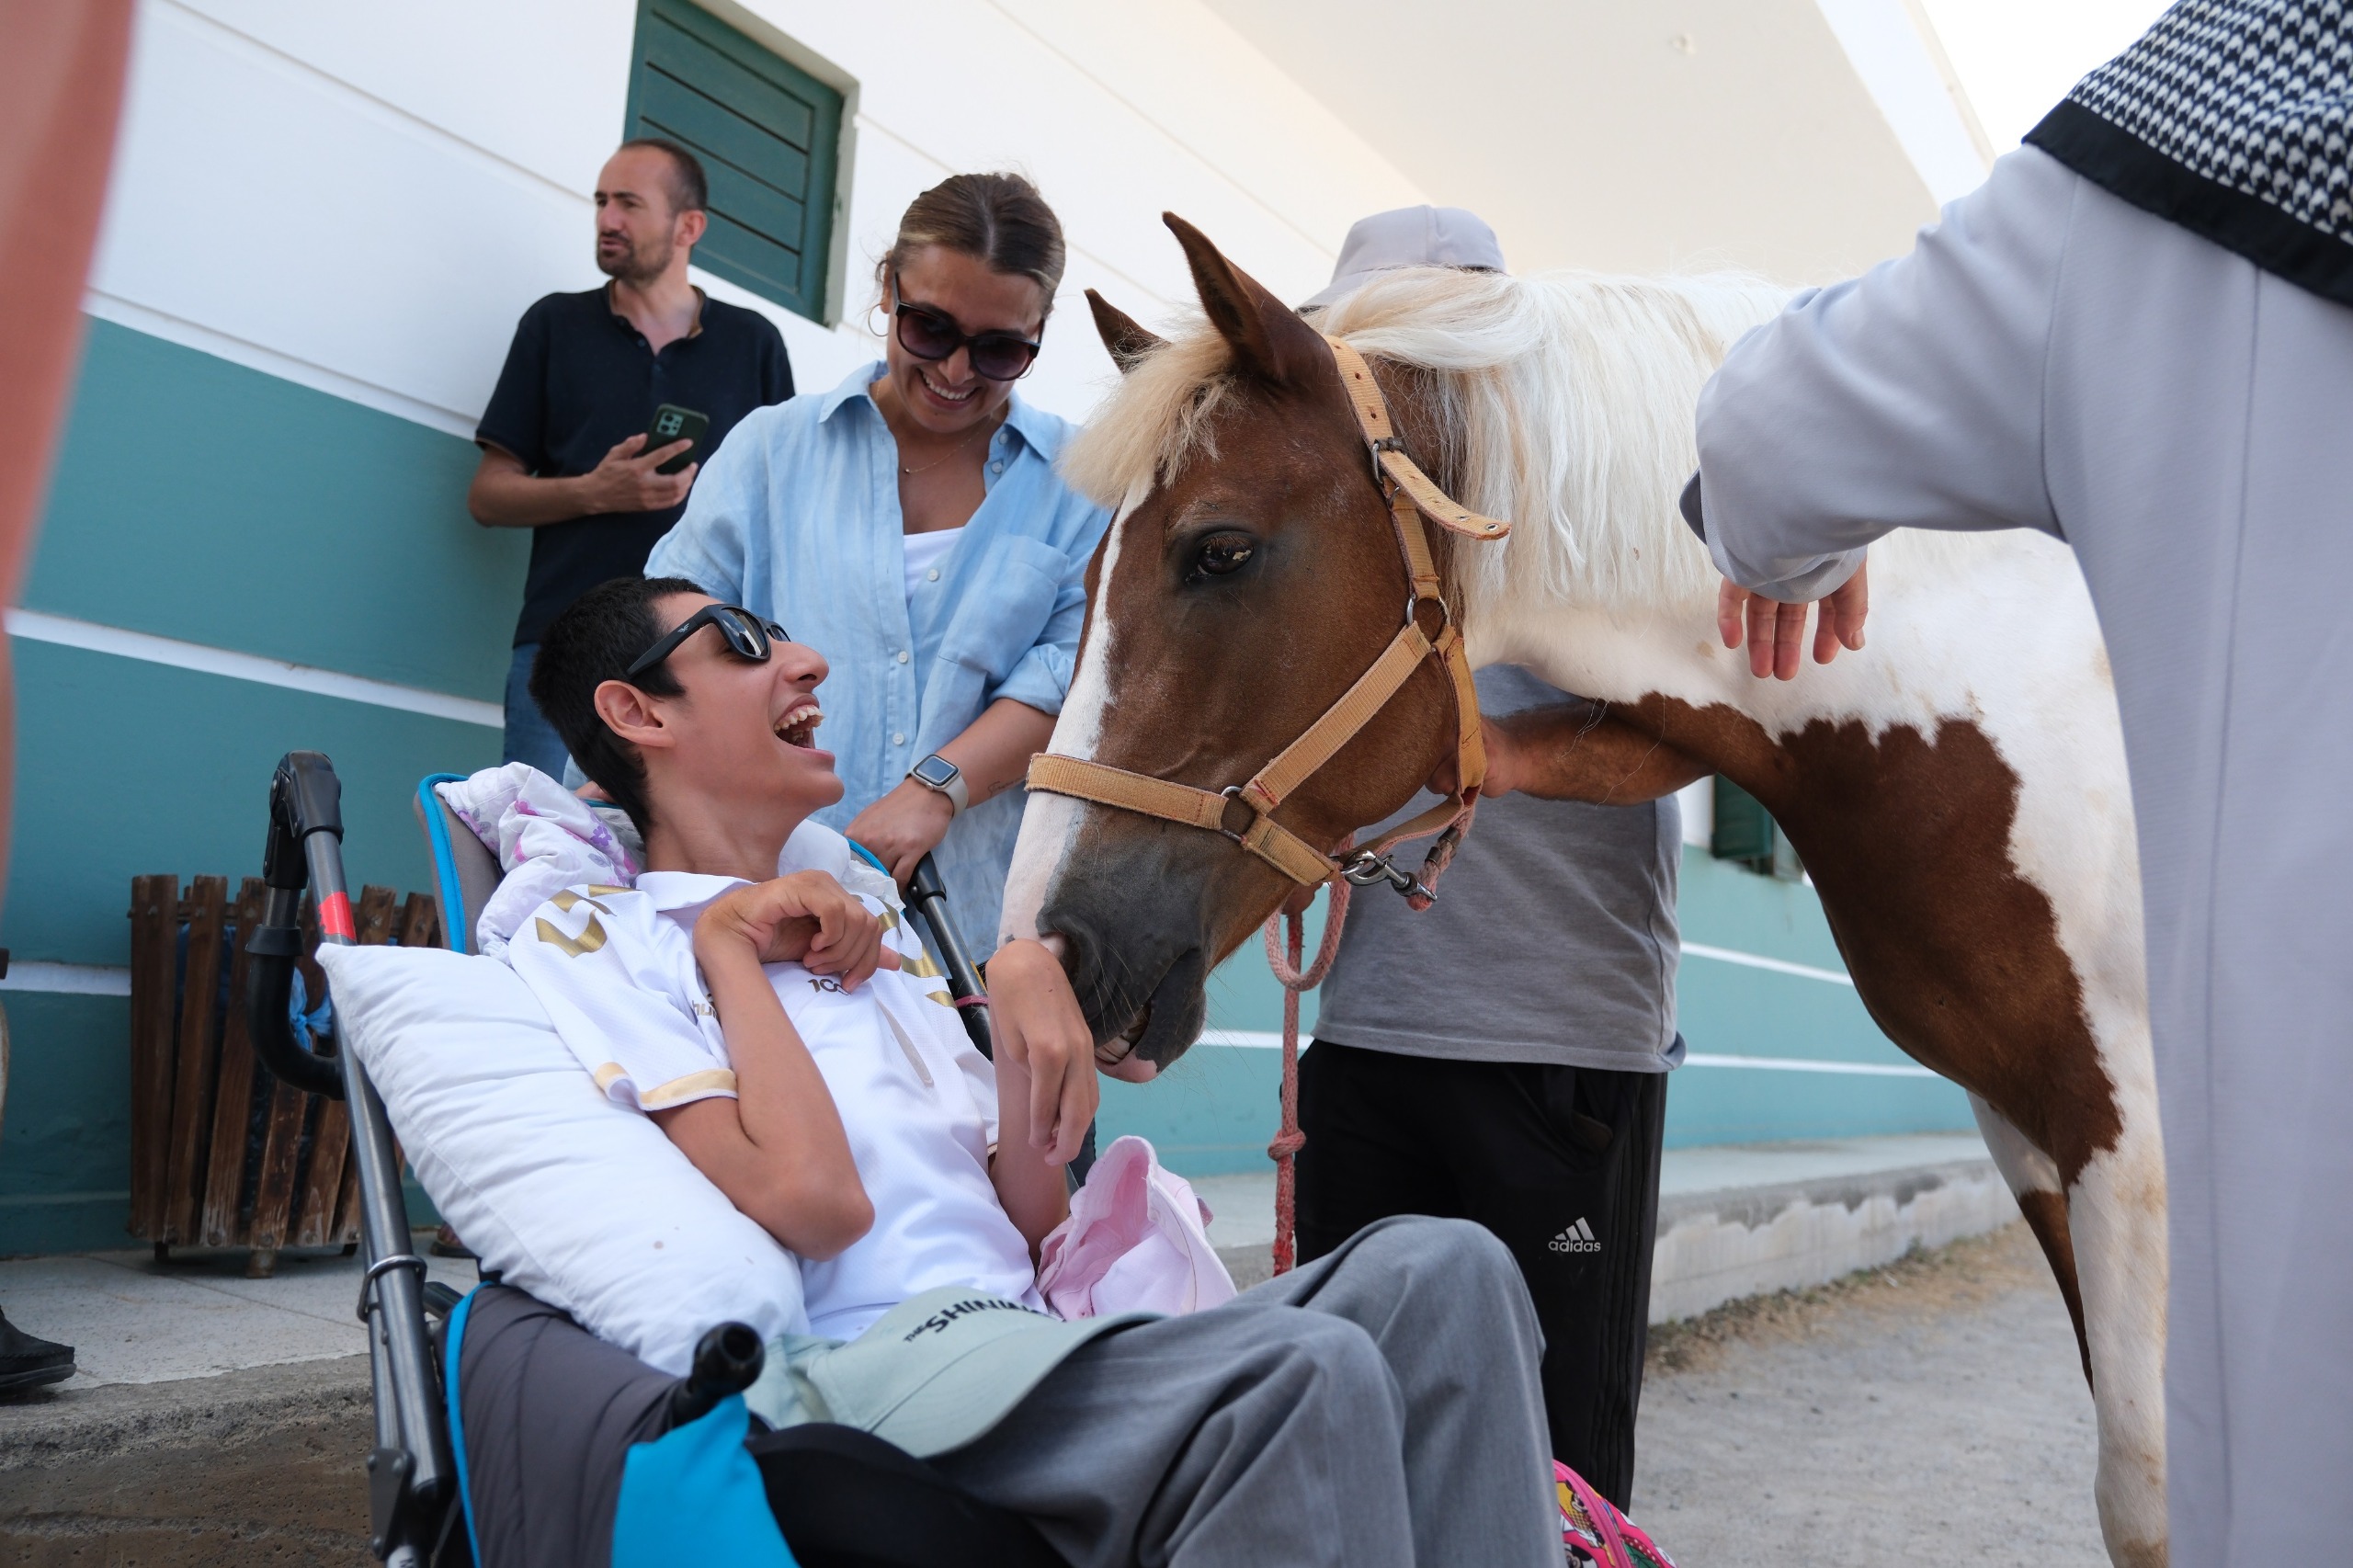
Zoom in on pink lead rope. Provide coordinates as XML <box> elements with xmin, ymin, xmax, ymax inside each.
<box><xmin>1259</xmin><ymin>794</ymin><xmax>1480</xmax><ymax>1276</ymax></box>
<box><xmin>1262</xmin><ymin>874</ymin><xmax>1351</xmax><ymax>1276</ymax></box>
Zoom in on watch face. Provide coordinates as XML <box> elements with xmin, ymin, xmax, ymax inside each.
<box><xmin>913</xmin><ymin>756</ymin><xmax>959</xmax><ymax>788</ymax></box>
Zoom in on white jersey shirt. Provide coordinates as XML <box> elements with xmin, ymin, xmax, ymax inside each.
<box><xmin>505</xmin><ymin>826</ymin><xmax>1042</xmax><ymax>1340</ymax></box>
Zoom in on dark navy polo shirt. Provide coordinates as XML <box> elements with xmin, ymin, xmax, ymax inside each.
<box><xmin>477</xmin><ymin>286</ymin><xmax>793</xmax><ymax>645</ymax></box>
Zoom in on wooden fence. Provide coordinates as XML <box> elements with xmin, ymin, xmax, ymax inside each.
<box><xmin>126</xmin><ymin>875</ymin><xmax>440</xmax><ymax>1276</ymax></box>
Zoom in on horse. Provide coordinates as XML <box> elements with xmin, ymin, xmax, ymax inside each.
<box><xmin>1000</xmin><ymin>215</ymin><xmax>2167</xmax><ymax>1568</ymax></box>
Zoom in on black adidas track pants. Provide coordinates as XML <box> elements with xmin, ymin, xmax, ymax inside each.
<box><xmin>1293</xmin><ymin>1039</ymin><xmax>1669</xmax><ymax>1509</ymax></box>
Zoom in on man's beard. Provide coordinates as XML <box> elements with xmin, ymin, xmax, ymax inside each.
<box><xmin>597</xmin><ymin>233</ymin><xmax>674</xmax><ymax>285</ymax></box>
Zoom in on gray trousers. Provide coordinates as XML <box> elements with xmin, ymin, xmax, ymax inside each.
<box><xmin>932</xmin><ymin>1214</ymin><xmax>1561</xmax><ymax>1568</ymax></box>
<box><xmin>1699</xmin><ymin>144</ymin><xmax>2353</xmax><ymax>1562</ymax></box>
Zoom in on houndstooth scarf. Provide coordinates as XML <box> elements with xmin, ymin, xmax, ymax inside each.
<box><xmin>2028</xmin><ymin>0</ymin><xmax>2353</xmax><ymax>305</ymax></box>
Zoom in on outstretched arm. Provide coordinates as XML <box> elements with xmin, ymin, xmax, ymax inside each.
<box><xmin>1697</xmin><ymin>149</ymin><xmax>2075</xmax><ymax>676</ymax></box>
<box><xmin>1486</xmin><ymin>702</ymin><xmax>1711</xmax><ymax>802</ymax></box>
<box><xmin>1430</xmin><ymin>701</ymin><xmax>1709</xmax><ymax>804</ymax></box>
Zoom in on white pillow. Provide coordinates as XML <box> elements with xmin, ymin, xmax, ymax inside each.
<box><xmin>319</xmin><ymin>944</ymin><xmax>805</xmax><ymax>1375</ymax></box>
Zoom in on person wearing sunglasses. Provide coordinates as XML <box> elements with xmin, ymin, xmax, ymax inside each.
<box><xmin>646</xmin><ymin>171</ymin><xmax>1108</xmax><ymax>961</ymax></box>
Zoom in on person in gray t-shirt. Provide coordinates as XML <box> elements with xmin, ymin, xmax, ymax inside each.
<box><xmin>1296</xmin><ymin>210</ymin><xmax>1692</xmax><ymax>1508</ymax></box>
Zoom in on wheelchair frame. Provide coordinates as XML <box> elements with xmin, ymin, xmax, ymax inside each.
<box><xmin>244</xmin><ymin>751</ymin><xmax>456</xmax><ymax>1564</ymax></box>
<box><xmin>240</xmin><ymin>749</ymin><xmax>1029</xmax><ymax>1564</ymax></box>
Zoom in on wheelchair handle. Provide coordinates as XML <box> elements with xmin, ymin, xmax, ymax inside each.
<box><xmin>666</xmin><ymin>1321</ymin><xmax>767</xmax><ymax>1430</ymax></box>
<box><xmin>904</xmin><ymin>853</ymin><xmax>994</xmax><ymax>1061</ymax></box>
<box><xmin>245</xmin><ymin>751</ymin><xmax>347</xmax><ymax>1099</ymax></box>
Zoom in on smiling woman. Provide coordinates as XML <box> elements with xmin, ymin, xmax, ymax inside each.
<box><xmin>645</xmin><ymin>173</ymin><xmax>1111</xmax><ymax>952</ymax></box>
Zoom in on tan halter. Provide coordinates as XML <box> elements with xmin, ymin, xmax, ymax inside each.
<box><xmin>1025</xmin><ymin>335</ymin><xmax>1511</xmax><ymax>903</ymax></box>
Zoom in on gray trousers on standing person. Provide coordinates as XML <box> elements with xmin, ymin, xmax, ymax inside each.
<box><xmin>1697</xmin><ymin>143</ymin><xmax>2353</xmax><ymax>1562</ymax></box>
<box><xmin>932</xmin><ymin>1214</ymin><xmax>1561</xmax><ymax>1568</ymax></box>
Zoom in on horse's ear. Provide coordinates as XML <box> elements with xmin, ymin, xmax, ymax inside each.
<box><xmin>1086</xmin><ymin>289</ymin><xmax>1165</xmax><ymax>374</ymax></box>
<box><xmin>1163</xmin><ymin>212</ymin><xmax>1324</xmax><ymax>385</ymax></box>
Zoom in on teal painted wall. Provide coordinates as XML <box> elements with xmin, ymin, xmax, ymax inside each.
<box><xmin>0</xmin><ymin>323</ymin><xmax>515</xmax><ymax>1254</ymax></box>
<box><xmin>5</xmin><ymin>642</ymin><xmax>501</xmax><ymax>963</ymax></box>
<box><xmin>28</xmin><ymin>320</ymin><xmax>524</xmax><ymax>696</ymax></box>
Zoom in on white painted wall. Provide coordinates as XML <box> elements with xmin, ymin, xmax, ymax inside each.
<box><xmin>88</xmin><ymin>0</ymin><xmax>1427</xmax><ymax>440</ymax></box>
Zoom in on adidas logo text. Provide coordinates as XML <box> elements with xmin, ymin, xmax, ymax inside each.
<box><xmin>1549</xmin><ymin>1218</ymin><xmax>1601</xmax><ymax>1255</ymax></box>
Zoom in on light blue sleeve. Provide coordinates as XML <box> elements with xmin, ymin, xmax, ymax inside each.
<box><xmin>984</xmin><ymin>500</ymin><xmax>1106</xmax><ymax>712</ymax></box>
<box><xmin>645</xmin><ymin>407</ymin><xmax>776</xmax><ymax>601</ymax></box>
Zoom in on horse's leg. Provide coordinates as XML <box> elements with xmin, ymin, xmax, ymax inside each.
<box><xmin>1968</xmin><ymin>1092</ymin><xmax>2090</xmax><ymax>1381</ymax></box>
<box><xmin>2063</xmin><ymin>1075</ymin><xmax>2170</xmax><ymax>1568</ymax></box>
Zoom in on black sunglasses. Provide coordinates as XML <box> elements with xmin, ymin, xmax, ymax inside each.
<box><xmin>626</xmin><ymin>603</ymin><xmax>790</xmax><ymax>680</ymax></box>
<box><xmin>890</xmin><ymin>278</ymin><xmax>1041</xmax><ymax>381</ymax></box>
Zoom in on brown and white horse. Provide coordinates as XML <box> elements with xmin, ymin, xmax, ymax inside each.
<box><xmin>1002</xmin><ymin>217</ymin><xmax>2166</xmax><ymax>1568</ymax></box>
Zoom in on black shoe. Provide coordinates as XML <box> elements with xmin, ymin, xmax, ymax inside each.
<box><xmin>0</xmin><ymin>1306</ymin><xmax>74</xmax><ymax>1395</ymax></box>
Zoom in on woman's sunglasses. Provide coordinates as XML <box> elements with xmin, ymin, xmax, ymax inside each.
<box><xmin>626</xmin><ymin>603</ymin><xmax>790</xmax><ymax>680</ymax></box>
<box><xmin>890</xmin><ymin>278</ymin><xmax>1041</xmax><ymax>381</ymax></box>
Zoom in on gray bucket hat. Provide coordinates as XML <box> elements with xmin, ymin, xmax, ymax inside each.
<box><xmin>1301</xmin><ymin>205</ymin><xmax>1506</xmax><ymax>312</ymax></box>
<box><xmin>745</xmin><ymin>1286</ymin><xmax>1158</xmax><ymax>1457</ymax></box>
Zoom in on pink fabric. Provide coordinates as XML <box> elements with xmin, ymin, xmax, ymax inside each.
<box><xmin>1038</xmin><ymin>1136</ymin><xmax>1235</xmax><ymax>1319</ymax></box>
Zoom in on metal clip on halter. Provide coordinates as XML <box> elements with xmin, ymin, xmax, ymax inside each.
<box><xmin>1340</xmin><ymin>848</ymin><xmax>1434</xmax><ymax>904</ymax></box>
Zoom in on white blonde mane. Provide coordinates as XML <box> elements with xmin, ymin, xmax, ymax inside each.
<box><xmin>1062</xmin><ymin>265</ymin><xmax>1792</xmax><ymax>615</ymax></box>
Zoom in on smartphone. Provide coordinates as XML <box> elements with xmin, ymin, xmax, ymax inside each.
<box><xmin>645</xmin><ymin>403</ymin><xmax>710</xmax><ymax>475</ymax></box>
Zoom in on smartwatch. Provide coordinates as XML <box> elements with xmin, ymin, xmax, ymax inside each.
<box><xmin>907</xmin><ymin>753</ymin><xmax>969</xmax><ymax>815</ymax></box>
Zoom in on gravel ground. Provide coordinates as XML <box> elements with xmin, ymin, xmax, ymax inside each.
<box><xmin>1631</xmin><ymin>1221</ymin><xmax>2109</xmax><ymax>1566</ymax></box>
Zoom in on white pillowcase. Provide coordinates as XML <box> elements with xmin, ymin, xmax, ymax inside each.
<box><xmin>319</xmin><ymin>943</ymin><xmax>806</xmax><ymax>1375</ymax></box>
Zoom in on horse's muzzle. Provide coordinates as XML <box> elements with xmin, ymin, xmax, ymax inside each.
<box><xmin>1037</xmin><ymin>828</ymin><xmax>1262</xmax><ymax>1070</ymax></box>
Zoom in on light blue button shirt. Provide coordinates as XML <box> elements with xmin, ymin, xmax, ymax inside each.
<box><xmin>645</xmin><ymin>362</ymin><xmax>1111</xmax><ymax>949</ymax></box>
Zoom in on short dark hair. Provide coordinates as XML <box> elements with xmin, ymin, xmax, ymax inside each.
<box><xmin>529</xmin><ymin>576</ymin><xmax>707</xmax><ymax>835</ymax></box>
<box><xmin>616</xmin><ymin>137</ymin><xmax>709</xmax><ymax>216</ymax></box>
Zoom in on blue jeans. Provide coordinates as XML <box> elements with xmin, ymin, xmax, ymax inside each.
<box><xmin>502</xmin><ymin>642</ymin><xmax>569</xmax><ymax>778</ymax></box>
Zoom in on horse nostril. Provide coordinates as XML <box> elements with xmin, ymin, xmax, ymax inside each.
<box><xmin>1040</xmin><ymin>927</ymin><xmax>1092</xmax><ymax>993</ymax></box>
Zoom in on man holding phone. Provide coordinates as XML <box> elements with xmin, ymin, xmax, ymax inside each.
<box><xmin>470</xmin><ymin>137</ymin><xmax>792</xmax><ymax>775</ymax></box>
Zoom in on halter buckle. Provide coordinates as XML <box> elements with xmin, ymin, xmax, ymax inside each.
<box><xmin>1216</xmin><ymin>785</ymin><xmax>1256</xmax><ymax>845</ymax></box>
<box><xmin>1340</xmin><ymin>848</ymin><xmax>1434</xmax><ymax>903</ymax></box>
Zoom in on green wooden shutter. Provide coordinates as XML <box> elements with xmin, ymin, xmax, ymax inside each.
<box><xmin>1711</xmin><ymin>776</ymin><xmax>1803</xmax><ymax>881</ymax></box>
<box><xmin>625</xmin><ymin>0</ymin><xmax>842</xmax><ymax>323</ymax></box>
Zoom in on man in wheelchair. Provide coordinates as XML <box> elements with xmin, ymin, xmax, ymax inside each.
<box><xmin>432</xmin><ymin>575</ymin><xmax>1564</xmax><ymax>1567</ymax></box>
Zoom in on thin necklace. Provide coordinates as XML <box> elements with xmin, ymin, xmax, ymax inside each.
<box><xmin>896</xmin><ymin>408</ymin><xmax>1004</xmax><ymax>476</ymax></box>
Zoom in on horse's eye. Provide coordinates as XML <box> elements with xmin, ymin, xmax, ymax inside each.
<box><xmin>1192</xmin><ymin>533</ymin><xmax>1255</xmax><ymax>578</ymax></box>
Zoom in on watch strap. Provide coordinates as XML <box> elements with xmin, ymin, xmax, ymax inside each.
<box><xmin>910</xmin><ymin>756</ymin><xmax>969</xmax><ymax>816</ymax></box>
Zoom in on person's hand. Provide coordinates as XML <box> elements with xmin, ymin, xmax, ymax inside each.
<box><xmin>577</xmin><ymin>432</ymin><xmax>698</xmax><ymax>516</ymax></box>
<box><xmin>845</xmin><ymin>778</ymin><xmax>956</xmax><ymax>884</ymax></box>
<box><xmin>693</xmin><ymin>872</ymin><xmax>898</xmax><ymax>989</ymax></box>
<box><xmin>1717</xmin><ymin>557</ymin><xmax>1869</xmax><ymax>680</ymax></box>
<box><xmin>983</xmin><ymin>938</ymin><xmax>1099</xmax><ymax>1165</ymax></box>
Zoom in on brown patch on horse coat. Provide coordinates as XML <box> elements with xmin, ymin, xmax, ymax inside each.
<box><xmin>2015</xmin><ymin>1187</ymin><xmax>2094</xmax><ymax>1385</ymax></box>
<box><xmin>1629</xmin><ymin>697</ymin><xmax>2125</xmax><ymax>1190</ymax></box>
